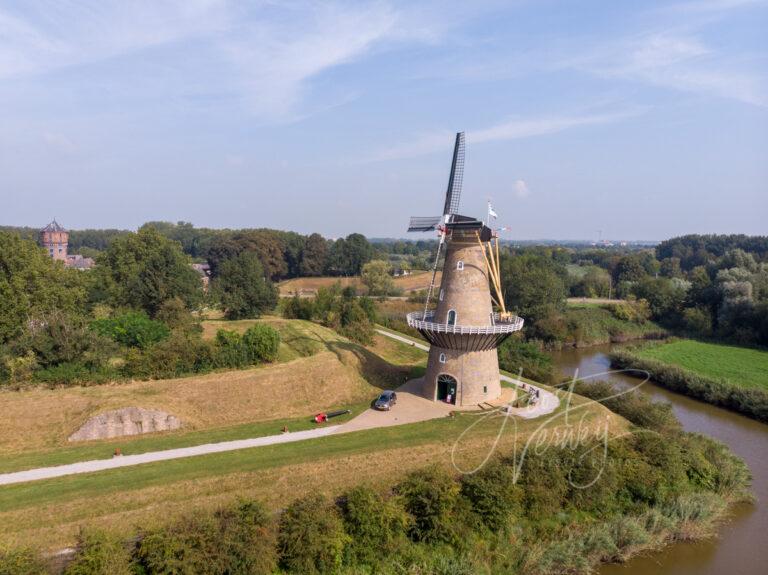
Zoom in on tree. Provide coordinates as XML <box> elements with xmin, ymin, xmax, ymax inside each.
<box><xmin>96</xmin><ymin>227</ymin><xmax>202</xmax><ymax>316</ymax></box>
<box><xmin>214</xmin><ymin>252</ymin><xmax>278</xmax><ymax>320</ymax></box>
<box><xmin>299</xmin><ymin>233</ymin><xmax>328</xmax><ymax>277</ymax></box>
<box><xmin>361</xmin><ymin>260</ymin><xmax>395</xmax><ymax>296</ymax></box>
<box><xmin>207</xmin><ymin>230</ymin><xmax>289</xmax><ymax>281</ymax></box>
<box><xmin>613</xmin><ymin>255</ymin><xmax>647</xmax><ymax>284</ymax></box>
<box><xmin>326</xmin><ymin>233</ymin><xmax>373</xmax><ymax>276</ymax></box>
<box><xmin>499</xmin><ymin>253</ymin><xmax>567</xmax><ymax>323</ymax></box>
<box><xmin>0</xmin><ymin>232</ymin><xmax>86</xmax><ymax>345</ymax></box>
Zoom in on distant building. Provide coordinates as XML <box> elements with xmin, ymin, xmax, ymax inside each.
<box><xmin>40</xmin><ymin>220</ymin><xmax>95</xmax><ymax>270</ymax></box>
<box><xmin>392</xmin><ymin>268</ymin><xmax>411</xmax><ymax>277</ymax></box>
<box><xmin>192</xmin><ymin>262</ymin><xmax>211</xmax><ymax>290</ymax></box>
<box><xmin>40</xmin><ymin>220</ymin><xmax>68</xmax><ymax>261</ymax></box>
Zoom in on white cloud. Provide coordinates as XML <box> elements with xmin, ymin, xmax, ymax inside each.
<box><xmin>513</xmin><ymin>179</ymin><xmax>530</xmax><ymax>199</ymax></box>
<box><xmin>222</xmin><ymin>2</ymin><xmax>400</xmax><ymax>121</ymax></box>
<box><xmin>371</xmin><ymin>109</ymin><xmax>642</xmax><ymax>161</ymax></box>
<box><xmin>583</xmin><ymin>33</ymin><xmax>768</xmax><ymax>106</ymax></box>
<box><xmin>0</xmin><ymin>1</ymin><xmax>229</xmax><ymax>78</ymax></box>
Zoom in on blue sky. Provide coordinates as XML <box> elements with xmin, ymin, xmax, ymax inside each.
<box><xmin>0</xmin><ymin>0</ymin><xmax>766</xmax><ymax>240</ymax></box>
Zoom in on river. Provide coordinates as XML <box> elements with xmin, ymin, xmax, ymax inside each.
<box><xmin>551</xmin><ymin>344</ymin><xmax>767</xmax><ymax>575</ymax></box>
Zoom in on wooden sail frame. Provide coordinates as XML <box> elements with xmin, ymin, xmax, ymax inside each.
<box><xmin>476</xmin><ymin>232</ymin><xmax>509</xmax><ymax>317</ymax></box>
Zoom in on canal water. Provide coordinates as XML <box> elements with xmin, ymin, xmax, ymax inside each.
<box><xmin>551</xmin><ymin>345</ymin><xmax>767</xmax><ymax>575</ymax></box>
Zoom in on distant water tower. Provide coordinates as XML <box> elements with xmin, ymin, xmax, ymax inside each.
<box><xmin>40</xmin><ymin>220</ymin><xmax>69</xmax><ymax>261</ymax></box>
<box><xmin>405</xmin><ymin>133</ymin><xmax>524</xmax><ymax>406</ymax></box>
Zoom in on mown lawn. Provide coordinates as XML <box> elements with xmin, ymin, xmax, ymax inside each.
<box><xmin>637</xmin><ymin>340</ymin><xmax>768</xmax><ymax>390</ymax></box>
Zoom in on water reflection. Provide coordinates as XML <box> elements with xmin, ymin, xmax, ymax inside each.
<box><xmin>550</xmin><ymin>345</ymin><xmax>766</xmax><ymax>575</ymax></box>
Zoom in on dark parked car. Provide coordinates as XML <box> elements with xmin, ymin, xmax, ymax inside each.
<box><xmin>374</xmin><ymin>390</ymin><xmax>397</xmax><ymax>411</ymax></box>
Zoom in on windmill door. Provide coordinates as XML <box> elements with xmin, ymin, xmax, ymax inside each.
<box><xmin>437</xmin><ymin>374</ymin><xmax>457</xmax><ymax>404</ymax></box>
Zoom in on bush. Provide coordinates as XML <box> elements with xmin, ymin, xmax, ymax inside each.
<box><xmin>124</xmin><ymin>331</ymin><xmax>215</xmax><ymax>379</ymax></box>
<box><xmin>242</xmin><ymin>324</ymin><xmax>280</xmax><ymax>362</ymax></box>
<box><xmin>91</xmin><ymin>311</ymin><xmax>170</xmax><ymax>349</ymax></box>
<box><xmin>0</xmin><ymin>546</ymin><xmax>46</xmax><ymax>575</ymax></box>
<box><xmin>571</xmin><ymin>380</ymin><xmax>681</xmax><ymax>434</ymax></box>
<box><xmin>136</xmin><ymin>501</ymin><xmax>276</xmax><ymax>575</ymax></box>
<box><xmin>33</xmin><ymin>362</ymin><xmax>118</xmax><ymax>386</ymax></box>
<box><xmin>339</xmin><ymin>485</ymin><xmax>409</xmax><ymax>564</ymax></box>
<box><xmin>64</xmin><ymin>528</ymin><xmax>132</xmax><ymax>575</ymax></box>
<box><xmin>278</xmin><ymin>494</ymin><xmax>349</xmax><ymax>574</ymax></box>
<box><xmin>396</xmin><ymin>467</ymin><xmax>461</xmax><ymax>544</ymax></box>
<box><xmin>280</xmin><ymin>295</ymin><xmax>315</xmax><ymax>320</ymax></box>
<box><xmin>497</xmin><ymin>337</ymin><xmax>556</xmax><ymax>383</ymax></box>
<box><xmin>460</xmin><ymin>460</ymin><xmax>522</xmax><ymax>531</ymax></box>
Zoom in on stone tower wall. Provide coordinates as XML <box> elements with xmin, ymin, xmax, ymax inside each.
<box><xmin>422</xmin><ymin>231</ymin><xmax>501</xmax><ymax>406</ymax></box>
<box><xmin>40</xmin><ymin>230</ymin><xmax>69</xmax><ymax>261</ymax></box>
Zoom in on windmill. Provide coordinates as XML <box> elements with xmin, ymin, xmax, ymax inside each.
<box><xmin>406</xmin><ymin>132</ymin><xmax>524</xmax><ymax>406</ymax></box>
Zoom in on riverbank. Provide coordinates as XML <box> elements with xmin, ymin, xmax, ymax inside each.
<box><xmin>610</xmin><ymin>340</ymin><xmax>768</xmax><ymax>422</ymax></box>
<box><xmin>553</xmin><ymin>344</ymin><xmax>767</xmax><ymax>575</ymax></box>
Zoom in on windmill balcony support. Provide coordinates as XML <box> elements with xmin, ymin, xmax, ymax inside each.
<box><xmin>407</xmin><ymin>311</ymin><xmax>524</xmax><ymax>352</ymax></box>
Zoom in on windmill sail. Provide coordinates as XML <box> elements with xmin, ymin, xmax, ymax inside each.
<box><xmin>442</xmin><ymin>132</ymin><xmax>465</xmax><ymax>217</ymax></box>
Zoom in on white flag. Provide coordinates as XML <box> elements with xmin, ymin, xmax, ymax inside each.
<box><xmin>488</xmin><ymin>204</ymin><xmax>498</xmax><ymax>219</ymax></box>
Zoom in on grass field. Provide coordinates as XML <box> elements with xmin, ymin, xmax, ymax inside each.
<box><xmin>0</xmin><ymin>321</ymin><xmax>626</xmax><ymax>550</ymax></box>
<box><xmin>0</xmin><ymin>389</ymin><xmax>623</xmax><ymax>550</ymax></box>
<box><xmin>278</xmin><ymin>271</ymin><xmax>441</xmax><ymax>295</ymax></box>
<box><xmin>636</xmin><ymin>340</ymin><xmax>768</xmax><ymax>390</ymax></box>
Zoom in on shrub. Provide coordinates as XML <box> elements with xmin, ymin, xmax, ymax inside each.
<box><xmin>136</xmin><ymin>501</ymin><xmax>276</xmax><ymax>575</ymax></box>
<box><xmin>280</xmin><ymin>295</ymin><xmax>315</xmax><ymax>320</ymax></box>
<box><xmin>514</xmin><ymin>448</ymin><xmax>571</xmax><ymax>519</ymax></box>
<box><xmin>460</xmin><ymin>460</ymin><xmax>522</xmax><ymax>531</ymax></box>
<box><xmin>497</xmin><ymin>337</ymin><xmax>556</xmax><ymax>383</ymax></box>
<box><xmin>396</xmin><ymin>466</ymin><xmax>461</xmax><ymax>544</ymax></box>
<box><xmin>214</xmin><ymin>329</ymin><xmax>249</xmax><ymax>369</ymax></box>
<box><xmin>91</xmin><ymin>311</ymin><xmax>170</xmax><ymax>349</ymax></box>
<box><xmin>242</xmin><ymin>324</ymin><xmax>280</xmax><ymax>362</ymax></box>
<box><xmin>33</xmin><ymin>362</ymin><xmax>117</xmax><ymax>386</ymax></box>
<box><xmin>124</xmin><ymin>331</ymin><xmax>215</xmax><ymax>379</ymax></box>
<box><xmin>64</xmin><ymin>528</ymin><xmax>132</xmax><ymax>575</ymax></box>
<box><xmin>278</xmin><ymin>494</ymin><xmax>349</xmax><ymax>574</ymax></box>
<box><xmin>571</xmin><ymin>380</ymin><xmax>681</xmax><ymax>434</ymax></box>
<box><xmin>0</xmin><ymin>546</ymin><xmax>46</xmax><ymax>575</ymax></box>
<box><xmin>339</xmin><ymin>485</ymin><xmax>409</xmax><ymax>564</ymax></box>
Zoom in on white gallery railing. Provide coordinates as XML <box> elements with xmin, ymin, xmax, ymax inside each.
<box><xmin>406</xmin><ymin>311</ymin><xmax>524</xmax><ymax>335</ymax></box>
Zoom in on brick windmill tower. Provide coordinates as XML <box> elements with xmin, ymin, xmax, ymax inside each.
<box><xmin>406</xmin><ymin>133</ymin><xmax>524</xmax><ymax>406</ymax></box>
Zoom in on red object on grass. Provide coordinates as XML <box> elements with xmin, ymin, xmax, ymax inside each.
<box><xmin>314</xmin><ymin>413</ymin><xmax>327</xmax><ymax>423</ymax></box>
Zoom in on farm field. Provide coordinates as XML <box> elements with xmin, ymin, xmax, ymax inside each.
<box><xmin>278</xmin><ymin>270</ymin><xmax>441</xmax><ymax>295</ymax></box>
<box><xmin>636</xmin><ymin>340</ymin><xmax>768</xmax><ymax>390</ymax></box>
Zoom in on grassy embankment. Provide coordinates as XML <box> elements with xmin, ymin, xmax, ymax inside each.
<box><xmin>278</xmin><ymin>271</ymin><xmax>441</xmax><ymax>296</ymax></box>
<box><xmin>611</xmin><ymin>339</ymin><xmax>768</xmax><ymax>421</ymax></box>
<box><xmin>0</xmin><ymin>321</ymin><xmax>623</xmax><ymax>550</ymax></box>
<box><xmin>0</xmin><ymin>320</ymin><xmax>413</xmax><ymax>471</ymax></box>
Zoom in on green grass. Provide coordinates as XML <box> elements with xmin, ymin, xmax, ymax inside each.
<box><xmin>637</xmin><ymin>340</ymin><xmax>768</xmax><ymax>390</ymax></box>
<box><xmin>0</xmin><ymin>393</ymin><xmax>592</xmax><ymax>514</ymax></box>
<box><xmin>0</xmin><ymin>403</ymin><xmax>369</xmax><ymax>475</ymax></box>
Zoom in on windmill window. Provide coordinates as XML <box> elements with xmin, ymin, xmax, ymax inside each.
<box><xmin>456</xmin><ymin>261</ymin><xmax>464</xmax><ymax>271</ymax></box>
<box><xmin>439</xmin><ymin>353</ymin><xmax>446</xmax><ymax>363</ymax></box>
<box><xmin>439</xmin><ymin>289</ymin><xmax>444</xmax><ymax>301</ymax></box>
<box><xmin>483</xmin><ymin>385</ymin><xmax>488</xmax><ymax>394</ymax></box>
<box><xmin>447</xmin><ymin>309</ymin><xmax>457</xmax><ymax>326</ymax></box>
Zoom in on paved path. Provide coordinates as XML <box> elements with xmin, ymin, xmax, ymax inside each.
<box><xmin>0</xmin><ymin>329</ymin><xmax>558</xmax><ymax>487</ymax></box>
<box><xmin>0</xmin><ymin>427</ymin><xmax>341</xmax><ymax>486</ymax></box>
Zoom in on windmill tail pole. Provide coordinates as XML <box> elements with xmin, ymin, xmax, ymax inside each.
<box><xmin>423</xmin><ymin>232</ymin><xmax>445</xmax><ymax>318</ymax></box>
